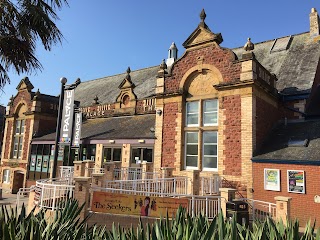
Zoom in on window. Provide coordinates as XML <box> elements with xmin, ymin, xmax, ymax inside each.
<box><xmin>186</xmin><ymin>101</ymin><xmax>199</xmax><ymax>126</ymax></box>
<box><xmin>202</xmin><ymin>132</ymin><xmax>218</xmax><ymax>170</ymax></box>
<box><xmin>131</xmin><ymin>147</ymin><xmax>153</xmax><ymax>163</ymax></box>
<box><xmin>203</xmin><ymin>100</ymin><xmax>218</xmax><ymax>126</ymax></box>
<box><xmin>185</xmin><ymin>99</ymin><xmax>218</xmax><ymax>171</ymax></box>
<box><xmin>2</xmin><ymin>169</ymin><xmax>10</xmax><ymax>183</ymax></box>
<box><xmin>103</xmin><ymin>147</ymin><xmax>122</xmax><ymax>162</ymax></box>
<box><xmin>12</xmin><ymin>119</ymin><xmax>25</xmax><ymax>159</ymax></box>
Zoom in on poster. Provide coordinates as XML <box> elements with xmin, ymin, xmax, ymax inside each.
<box><xmin>264</xmin><ymin>169</ymin><xmax>280</xmax><ymax>191</ymax></box>
<box><xmin>30</xmin><ymin>155</ymin><xmax>36</xmax><ymax>171</ymax></box>
<box><xmin>91</xmin><ymin>192</ymin><xmax>189</xmax><ymax>218</ymax></box>
<box><xmin>287</xmin><ymin>170</ymin><xmax>305</xmax><ymax>194</ymax></box>
<box><xmin>42</xmin><ymin>156</ymin><xmax>49</xmax><ymax>172</ymax></box>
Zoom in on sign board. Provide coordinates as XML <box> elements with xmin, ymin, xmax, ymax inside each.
<box><xmin>264</xmin><ymin>168</ymin><xmax>280</xmax><ymax>191</ymax></box>
<box><xmin>72</xmin><ymin>112</ymin><xmax>82</xmax><ymax>147</ymax></box>
<box><xmin>287</xmin><ymin>170</ymin><xmax>305</xmax><ymax>194</ymax></box>
<box><xmin>60</xmin><ymin>89</ymin><xmax>75</xmax><ymax>144</ymax></box>
<box><xmin>91</xmin><ymin>192</ymin><xmax>189</xmax><ymax>218</ymax></box>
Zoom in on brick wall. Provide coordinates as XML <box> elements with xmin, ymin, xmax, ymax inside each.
<box><xmin>222</xmin><ymin>95</ymin><xmax>241</xmax><ymax>176</ymax></box>
<box><xmin>162</xmin><ymin>102</ymin><xmax>179</xmax><ymax>167</ymax></box>
<box><xmin>164</xmin><ymin>45</ymin><xmax>241</xmax><ymax>94</ymax></box>
<box><xmin>22</xmin><ymin>119</ymin><xmax>31</xmax><ymax>160</ymax></box>
<box><xmin>4</xmin><ymin>120</ymin><xmax>12</xmax><ymax>159</ymax></box>
<box><xmin>253</xmin><ymin>162</ymin><xmax>320</xmax><ymax>227</ymax></box>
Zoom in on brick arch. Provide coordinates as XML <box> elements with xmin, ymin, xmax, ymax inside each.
<box><xmin>14</xmin><ymin>101</ymin><xmax>28</xmax><ymax>117</ymax></box>
<box><xmin>179</xmin><ymin>64</ymin><xmax>224</xmax><ymax>92</ymax></box>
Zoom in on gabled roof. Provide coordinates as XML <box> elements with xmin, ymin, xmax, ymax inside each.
<box><xmin>233</xmin><ymin>33</ymin><xmax>320</xmax><ymax>95</ymax></box>
<box><xmin>16</xmin><ymin>77</ymin><xmax>34</xmax><ymax>91</ymax></box>
<box><xmin>74</xmin><ymin>66</ymin><xmax>158</xmax><ymax>107</ymax></box>
<box><xmin>253</xmin><ymin>119</ymin><xmax>320</xmax><ymax>161</ymax></box>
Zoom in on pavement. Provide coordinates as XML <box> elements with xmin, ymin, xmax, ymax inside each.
<box><xmin>0</xmin><ymin>192</ymin><xmax>29</xmax><ymax>209</ymax></box>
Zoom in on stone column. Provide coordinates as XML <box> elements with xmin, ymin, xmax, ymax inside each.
<box><xmin>83</xmin><ymin>160</ymin><xmax>95</xmax><ymax>177</ymax></box>
<box><xmin>73</xmin><ymin>161</ymin><xmax>85</xmax><ymax>177</ymax></box>
<box><xmin>185</xmin><ymin>170</ymin><xmax>200</xmax><ymax>195</ymax></box>
<box><xmin>274</xmin><ymin>196</ymin><xmax>292</xmax><ymax>225</ymax></box>
<box><xmin>219</xmin><ymin>188</ymin><xmax>237</xmax><ymax>218</ymax></box>
<box><xmin>161</xmin><ymin>167</ymin><xmax>174</xmax><ymax>178</ymax></box>
<box><xmin>74</xmin><ymin>177</ymin><xmax>91</xmax><ymax>220</ymax></box>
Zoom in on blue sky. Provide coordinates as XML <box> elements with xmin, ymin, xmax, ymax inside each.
<box><xmin>1</xmin><ymin>0</ymin><xmax>319</xmax><ymax>105</ymax></box>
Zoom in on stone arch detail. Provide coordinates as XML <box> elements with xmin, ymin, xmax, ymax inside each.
<box><xmin>179</xmin><ymin>64</ymin><xmax>224</xmax><ymax>94</ymax></box>
<box><xmin>14</xmin><ymin>102</ymin><xmax>28</xmax><ymax>117</ymax></box>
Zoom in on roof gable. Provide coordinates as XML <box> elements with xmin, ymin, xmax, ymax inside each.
<box><xmin>16</xmin><ymin>77</ymin><xmax>34</xmax><ymax>91</ymax></box>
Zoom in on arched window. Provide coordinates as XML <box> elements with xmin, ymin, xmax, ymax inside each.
<box><xmin>12</xmin><ymin>104</ymin><xmax>26</xmax><ymax>159</ymax></box>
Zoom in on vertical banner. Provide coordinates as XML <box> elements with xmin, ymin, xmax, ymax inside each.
<box><xmin>72</xmin><ymin>112</ymin><xmax>82</xmax><ymax>147</ymax></box>
<box><xmin>60</xmin><ymin>89</ymin><xmax>74</xmax><ymax>144</ymax></box>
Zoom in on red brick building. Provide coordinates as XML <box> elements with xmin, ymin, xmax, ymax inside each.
<box><xmin>1</xmin><ymin>8</ymin><xmax>320</xmax><ymax>225</ymax></box>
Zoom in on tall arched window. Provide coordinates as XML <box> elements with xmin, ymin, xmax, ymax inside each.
<box><xmin>12</xmin><ymin>104</ymin><xmax>26</xmax><ymax>159</ymax></box>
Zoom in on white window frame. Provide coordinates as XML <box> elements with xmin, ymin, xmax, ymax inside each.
<box><xmin>185</xmin><ymin>132</ymin><xmax>199</xmax><ymax>170</ymax></box>
<box><xmin>2</xmin><ymin>169</ymin><xmax>10</xmax><ymax>183</ymax></box>
<box><xmin>203</xmin><ymin>99</ymin><xmax>218</xmax><ymax>126</ymax></box>
<box><xmin>202</xmin><ymin>131</ymin><xmax>218</xmax><ymax>171</ymax></box>
<box><xmin>184</xmin><ymin>98</ymin><xmax>219</xmax><ymax>172</ymax></box>
<box><xmin>186</xmin><ymin>101</ymin><xmax>200</xmax><ymax>127</ymax></box>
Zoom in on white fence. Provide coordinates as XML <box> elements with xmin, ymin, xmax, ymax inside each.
<box><xmin>200</xmin><ymin>176</ymin><xmax>221</xmax><ymax>195</ymax></box>
<box><xmin>35</xmin><ymin>178</ymin><xmax>75</xmax><ymax>210</ymax></box>
<box><xmin>113</xmin><ymin>167</ymin><xmax>162</xmax><ymax>180</ymax></box>
<box><xmin>17</xmin><ymin>186</ymin><xmax>35</xmax><ymax>209</ymax></box>
<box><xmin>92</xmin><ymin>187</ymin><xmax>222</xmax><ymax>219</ymax></box>
<box><xmin>238</xmin><ymin>198</ymin><xmax>276</xmax><ymax>222</ymax></box>
<box><xmin>59</xmin><ymin>166</ymin><xmax>74</xmax><ymax>185</ymax></box>
<box><xmin>105</xmin><ymin>177</ymin><xmax>188</xmax><ymax>196</ymax></box>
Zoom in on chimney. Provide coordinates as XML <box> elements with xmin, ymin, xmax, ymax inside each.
<box><xmin>310</xmin><ymin>8</ymin><xmax>320</xmax><ymax>38</ymax></box>
<box><xmin>166</xmin><ymin>42</ymin><xmax>178</xmax><ymax>67</ymax></box>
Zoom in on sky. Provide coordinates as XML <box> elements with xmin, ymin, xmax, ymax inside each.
<box><xmin>0</xmin><ymin>0</ymin><xmax>320</xmax><ymax>106</ymax></box>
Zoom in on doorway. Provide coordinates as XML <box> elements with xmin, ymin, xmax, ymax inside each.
<box><xmin>12</xmin><ymin>171</ymin><xmax>24</xmax><ymax>194</ymax></box>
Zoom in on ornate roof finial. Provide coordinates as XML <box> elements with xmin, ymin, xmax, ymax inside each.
<box><xmin>126</xmin><ymin>67</ymin><xmax>131</xmax><ymax>81</ymax></box>
<box><xmin>244</xmin><ymin>38</ymin><xmax>254</xmax><ymax>51</ymax></box>
<box><xmin>33</xmin><ymin>89</ymin><xmax>40</xmax><ymax>101</ymax></box>
<box><xmin>8</xmin><ymin>95</ymin><xmax>14</xmax><ymax>106</ymax></box>
<box><xmin>93</xmin><ymin>95</ymin><xmax>99</xmax><ymax>105</ymax></box>
<box><xmin>160</xmin><ymin>59</ymin><xmax>167</xmax><ymax>70</ymax></box>
<box><xmin>200</xmin><ymin>9</ymin><xmax>206</xmax><ymax>23</ymax></box>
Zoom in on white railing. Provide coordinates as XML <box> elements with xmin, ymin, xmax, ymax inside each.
<box><xmin>113</xmin><ymin>167</ymin><xmax>161</xmax><ymax>180</ymax></box>
<box><xmin>200</xmin><ymin>176</ymin><xmax>221</xmax><ymax>195</ymax></box>
<box><xmin>17</xmin><ymin>186</ymin><xmax>36</xmax><ymax>209</ymax></box>
<box><xmin>238</xmin><ymin>198</ymin><xmax>276</xmax><ymax>222</ymax></box>
<box><xmin>59</xmin><ymin>166</ymin><xmax>74</xmax><ymax>184</ymax></box>
<box><xmin>105</xmin><ymin>177</ymin><xmax>188</xmax><ymax>196</ymax></box>
<box><xmin>35</xmin><ymin>178</ymin><xmax>75</xmax><ymax>211</ymax></box>
<box><xmin>87</xmin><ymin>168</ymin><xmax>105</xmax><ymax>176</ymax></box>
<box><xmin>91</xmin><ymin>187</ymin><xmax>221</xmax><ymax>219</ymax></box>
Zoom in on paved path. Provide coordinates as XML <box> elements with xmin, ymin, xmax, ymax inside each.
<box><xmin>0</xmin><ymin>192</ymin><xmax>29</xmax><ymax>210</ymax></box>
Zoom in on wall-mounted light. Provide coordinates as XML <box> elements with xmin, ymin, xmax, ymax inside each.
<box><xmin>109</xmin><ymin>140</ymin><xmax>115</xmax><ymax>143</ymax></box>
<box><xmin>156</xmin><ymin>109</ymin><xmax>162</xmax><ymax>116</ymax></box>
<box><xmin>138</xmin><ymin>139</ymin><xmax>145</xmax><ymax>143</ymax></box>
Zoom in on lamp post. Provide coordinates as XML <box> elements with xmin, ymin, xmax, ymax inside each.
<box><xmin>52</xmin><ymin>77</ymin><xmax>67</xmax><ymax>179</ymax></box>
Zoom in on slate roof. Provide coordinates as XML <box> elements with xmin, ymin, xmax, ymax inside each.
<box><xmin>233</xmin><ymin>33</ymin><xmax>320</xmax><ymax>95</ymax></box>
<box><xmin>253</xmin><ymin>120</ymin><xmax>320</xmax><ymax>161</ymax></box>
<box><xmin>74</xmin><ymin>66</ymin><xmax>159</xmax><ymax>107</ymax></box>
<box><xmin>32</xmin><ymin>114</ymin><xmax>156</xmax><ymax>141</ymax></box>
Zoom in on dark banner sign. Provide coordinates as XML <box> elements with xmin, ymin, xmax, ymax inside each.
<box><xmin>60</xmin><ymin>89</ymin><xmax>74</xmax><ymax>144</ymax></box>
<box><xmin>72</xmin><ymin>112</ymin><xmax>82</xmax><ymax>147</ymax></box>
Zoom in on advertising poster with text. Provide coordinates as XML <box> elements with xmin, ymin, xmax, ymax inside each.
<box><xmin>91</xmin><ymin>192</ymin><xmax>189</xmax><ymax>218</ymax></box>
<box><xmin>287</xmin><ymin>170</ymin><xmax>305</xmax><ymax>194</ymax></box>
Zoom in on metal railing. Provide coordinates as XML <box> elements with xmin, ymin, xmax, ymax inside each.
<box><xmin>87</xmin><ymin>167</ymin><xmax>105</xmax><ymax>176</ymax></box>
<box><xmin>59</xmin><ymin>166</ymin><xmax>74</xmax><ymax>185</ymax></box>
<box><xmin>200</xmin><ymin>176</ymin><xmax>221</xmax><ymax>195</ymax></box>
<box><xmin>105</xmin><ymin>177</ymin><xmax>188</xmax><ymax>196</ymax></box>
<box><xmin>238</xmin><ymin>198</ymin><xmax>276</xmax><ymax>222</ymax></box>
<box><xmin>17</xmin><ymin>185</ymin><xmax>36</xmax><ymax>209</ymax></box>
<box><xmin>113</xmin><ymin>167</ymin><xmax>162</xmax><ymax>180</ymax></box>
<box><xmin>35</xmin><ymin>178</ymin><xmax>75</xmax><ymax>211</ymax></box>
<box><xmin>91</xmin><ymin>187</ymin><xmax>222</xmax><ymax>219</ymax></box>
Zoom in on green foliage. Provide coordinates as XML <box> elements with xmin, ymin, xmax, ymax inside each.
<box><xmin>1</xmin><ymin>201</ymin><xmax>320</xmax><ymax>239</ymax></box>
<box><xmin>0</xmin><ymin>0</ymin><xmax>68</xmax><ymax>88</ymax></box>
